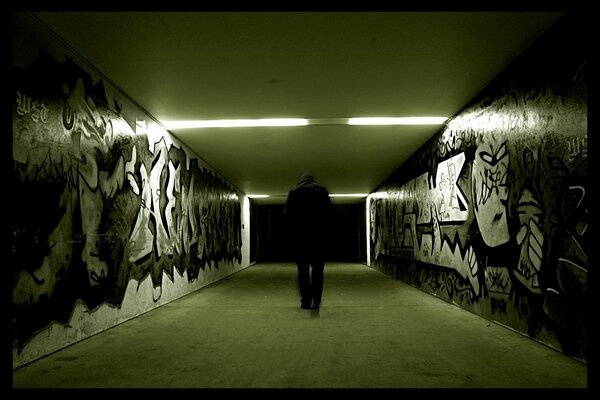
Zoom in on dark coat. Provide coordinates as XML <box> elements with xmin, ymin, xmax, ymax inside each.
<box><xmin>283</xmin><ymin>173</ymin><xmax>333</xmax><ymax>260</ymax></box>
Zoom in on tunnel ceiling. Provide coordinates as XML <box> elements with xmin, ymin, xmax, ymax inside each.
<box><xmin>31</xmin><ymin>11</ymin><xmax>563</xmax><ymax>203</ymax></box>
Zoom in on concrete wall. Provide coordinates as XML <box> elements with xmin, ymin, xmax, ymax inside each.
<box><xmin>12</xmin><ymin>13</ymin><xmax>251</xmax><ymax>369</ymax></box>
<box><xmin>367</xmin><ymin>13</ymin><xmax>588</xmax><ymax>361</ymax></box>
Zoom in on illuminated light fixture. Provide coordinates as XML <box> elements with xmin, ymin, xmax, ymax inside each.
<box><xmin>165</xmin><ymin>119</ymin><xmax>308</xmax><ymax>129</ymax></box>
<box><xmin>164</xmin><ymin>117</ymin><xmax>448</xmax><ymax>129</ymax></box>
<box><xmin>329</xmin><ymin>193</ymin><xmax>368</xmax><ymax>197</ymax></box>
<box><xmin>347</xmin><ymin>117</ymin><xmax>448</xmax><ymax>125</ymax></box>
<box><xmin>247</xmin><ymin>194</ymin><xmax>270</xmax><ymax>198</ymax></box>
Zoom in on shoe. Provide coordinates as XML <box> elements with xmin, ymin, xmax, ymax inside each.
<box><xmin>301</xmin><ymin>304</ymin><xmax>312</xmax><ymax>310</ymax></box>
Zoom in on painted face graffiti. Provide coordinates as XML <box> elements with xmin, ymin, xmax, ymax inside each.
<box><xmin>472</xmin><ymin>140</ymin><xmax>510</xmax><ymax>247</ymax></box>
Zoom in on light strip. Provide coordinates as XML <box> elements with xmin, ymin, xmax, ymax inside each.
<box><xmin>164</xmin><ymin>117</ymin><xmax>449</xmax><ymax>129</ymax></box>
<box><xmin>329</xmin><ymin>193</ymin><xmax>368</xmax><ymax>197</ymax></box>
<box><xmin>348</xmin><ymin>117</ymin><xmax>448</xmax><ymax>125</ymax></box>
<box><xmin>248</xmin><ymin>194</ymin><xmax>368</xmax><ymax>198</ymax></box>
<box><xmin>165</xmin><ymin>119</ymin><xmax>308</xmax><ymax>129</ymax></box>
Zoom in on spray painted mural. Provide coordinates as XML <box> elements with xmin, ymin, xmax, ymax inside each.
<box><xmin>369</xmin><ymin>15</ymin><xmax>588</xmax><ymax>361</ymax></box>
<box><xmin>12</xmin><ymin>50</ymin><xmax>243</xmax><ymax>353</ymax></box>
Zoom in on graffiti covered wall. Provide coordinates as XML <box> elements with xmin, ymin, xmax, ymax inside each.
<box><xmin>12</xmin><ymin>14</ymin><xmax>249</xmax><ymax>368</ymax></box>
<box><xmin>368</xmin><ymin>13</ymin><xmax>588</xmax><ymax>361</ymax></box>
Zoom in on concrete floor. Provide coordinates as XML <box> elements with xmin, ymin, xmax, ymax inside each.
<box><xmin>11</xmin><ymin>262</ymin><xmax>588</xmax><ymax>390</ymax></box>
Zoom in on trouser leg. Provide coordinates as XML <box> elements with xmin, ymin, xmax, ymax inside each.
<box><xmin>297</xmin><ymin>261</ymin><xmax>311</xmax><ymax>308</ymax></box>
<box><xmin>311</xmin><ymin>260</ymin><xmax>324</xmax><ymax>306</ymax></box>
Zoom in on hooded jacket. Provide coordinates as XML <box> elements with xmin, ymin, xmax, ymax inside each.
<box><xmin>283</xmin><ymin>173</ymin><xmax>333</xmax><ymax>259</ymax></box>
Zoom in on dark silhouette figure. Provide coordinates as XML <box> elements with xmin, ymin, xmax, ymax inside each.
<box><xmin>284</xmin><ymin>172</ymin><xmax>333</xmax><ymax>310</ymax></box>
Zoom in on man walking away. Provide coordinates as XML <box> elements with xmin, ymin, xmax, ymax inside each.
<box><xmin>284</xmin><ymin>172</ymin><xmax>333</xmax><ymax>310</ymax></box>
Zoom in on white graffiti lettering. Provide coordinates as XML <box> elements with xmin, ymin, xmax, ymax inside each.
<box><xmin>16</xmin><ymin>91</ymin><xmax>49</xmax><ymax>123</ymax></box>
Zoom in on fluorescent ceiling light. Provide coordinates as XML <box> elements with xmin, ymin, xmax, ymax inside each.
<box><xmin>347</xmin><ymin>117</ymin><xmax>447</xmax><ymax>125</ymax></box>
<box><xmin>329</xmin><ymin>193</ymin><xmax>368</xmax><ymax>197</ymax></box>
<box><xmin>165</xmin><ymin>119</ymin><xmax>308</xmax><ymax>129</ymax></box>
<box><xmin>164</xmin><ymin>117</ymin><xmax>448</xmax><ymax>129</ymax></box>
<box><xmin>249</xmin><ymin>194</ymin><xmax>367</xmax><ymax>198</ymax></box>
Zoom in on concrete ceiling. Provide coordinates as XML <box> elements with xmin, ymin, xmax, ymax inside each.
<box><xmin>32</xmin><ymin>11</ymin><xmax>563</xmax><ymax>203</ymax></box>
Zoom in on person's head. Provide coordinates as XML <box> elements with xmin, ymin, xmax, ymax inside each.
<box><xmin>297</xmin><ymin>172</ymin><xmax>315</xmax><ymax>185</ymax></box>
